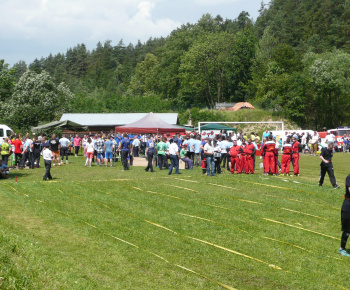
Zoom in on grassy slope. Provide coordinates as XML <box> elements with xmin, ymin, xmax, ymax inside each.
<box><xmin>0</xmin><ymin>153</ymin><xmax>349</xmax><ymax>289</ymax></box>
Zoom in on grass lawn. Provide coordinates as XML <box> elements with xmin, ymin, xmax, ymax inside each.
<box><xmin>1</xmin><ymin>153</ymin><xmax>350</xmax><ymax>289</ymax></box>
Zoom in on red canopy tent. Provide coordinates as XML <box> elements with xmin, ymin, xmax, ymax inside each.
<box><xmin>115</xmin><ymin>112</ymin><xmax>185</xmax><ymax>134</ymax></box>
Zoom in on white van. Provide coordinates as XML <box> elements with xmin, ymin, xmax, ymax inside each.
<box><xmin>0</xmin><ymin>124</ymin><xmax>13</xmax><ymax>143</ymax></box>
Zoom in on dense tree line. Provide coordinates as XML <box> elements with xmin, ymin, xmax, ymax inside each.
<box><xmin>1</xmin><ymin>0</ymin><xmax>350</xmax><ymax>130</ymax></box>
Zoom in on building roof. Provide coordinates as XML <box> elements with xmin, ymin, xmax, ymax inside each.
<box><xmin>60</xmin><ymin>113</ymin><xmax>179</xmax><ymax>126</ymax></box>
<box><xmin>215</xmin><ymin>102</ymin><xmax>237</xmax><ymax>109</ymax></box>
<box><xmin>226</xmin><ymin>102</ymin><xmax>255</xmax><ymax>111</ymax></box>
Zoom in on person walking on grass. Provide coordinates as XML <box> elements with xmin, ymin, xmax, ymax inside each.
<box><xmin>42</xmin><ymin>144</ymin><xmax>53</xmax><ymax>181</ymax></box>
<box><xmin>84</xmin><ymin>138</ymin><xmax>94</xmax><ymax>167</ymax></box>
<box><xmin>339</xmin><ymin>174</ymin><xmax>350</xmax><ymax>256</ymax></box>
<box><xmin>319</xmin><ymin>141</ymin><xmax>340</xmax><ymax>189</ymax></box>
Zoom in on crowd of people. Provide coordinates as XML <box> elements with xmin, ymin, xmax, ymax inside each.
<box><xmin>0</xmin><ymin>129</ymin><xmax>341</xmax><ymax>187</ymax></box>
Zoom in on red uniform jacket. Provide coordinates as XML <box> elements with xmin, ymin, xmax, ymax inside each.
<box><xmin>230</xmin><ymin>146</ymin><xmax>243</xmax><ymax>158</ymax></box>
<box><xmin>245</xmin><ymin>143</ymin><xmax>255</xmax><ymax>156</ymax></box>
<box><xmin>264</xmin><ymin>141</ymin><xmax>276</xmax><ymax>152</ymax></box>
<box><xmin>292</xmin><ymin>142</ymin><xmax>299</xmax><ymax>154</ymax></box>
<box><xmin>283</xmin><ymin>144</ymin><xmax>292</xmax><ymax>154</ymax></box>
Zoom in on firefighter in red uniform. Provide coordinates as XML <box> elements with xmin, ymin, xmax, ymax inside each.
<box><xmin>229</xmin><ymin>140</ymin><xmax>243</xmax><ymax>174</ymax></box>
<box><xmin>274</xmin><ymin>146</ymin><xmax>279</xmax><ymax>175</ymax></box>
<box><xmin>261</xmin><ymin>139</ymin><xmax>267</xmax><ymax>173</ymax></box>
<box><xmin>264</xmin><ymin>136</ymin><xmax>276</xmax><ymax>175</ymax></box>
<box><xmin>244</xmin><ymin>138</ymin><xmax>256</xmax><ymax>174</ymax></box>
<box><xmin>238</xmin><ymin>139</ymin><xmax>247</xmax><ymax>174</ymax></box>
<box><xmin>291</xmin><ymin>136</ymin><xmax>300</xmax><ymax>176</ymax></box>
<box><xmin>281</xmin><ymin>138</ymin><xmax>292</xmax><ymax>175</ymax></box>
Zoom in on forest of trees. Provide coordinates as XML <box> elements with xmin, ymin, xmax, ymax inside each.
<box><xmin>1</xmin><ymin>0</ymin><xmax>350</xmax><ymax>130</ymax></box>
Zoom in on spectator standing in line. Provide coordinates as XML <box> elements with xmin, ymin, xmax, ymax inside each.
<box><xmin>319</xmin><ymin>141</ymin><xmax>340</xmax><ymax>189</ymax></box>
<box><xmin>32</xmin><ymin>136</ymin><xmax>42</xmax><ymax>168</ymax></box>
<box><xmin>157</xmin><ymin>137</ymin><xmax>168</xmax><ymax>170</ymax></box>
<box><xmin>193</xmin><ymin>135</ymin><xmax>201</xmax><ymax>167</ymax></box>
<box><xmin>59</xmin><ymin>134</ymin><xmax>70</xmax><ymax>164</ymax></box>
<box><xmin>168</xmin><ymin>138</ymin><xmax>180</xmax><ymax>175</ymax></box>
<box><xmin>95</xmin><ymin>134</ymin><xmax>105</xmax><ymax>167</ymax></box>
<box><xmin>213</xmin><ymin>140</ymin><xmax>221</xmax><ymax>174</ymax></box>
<box><xmin>187</xmin><ymin>134</ymin><xmax>195</xmax><ymax>162</ymax></box>
<box><xmin>74</xmin><ymin>134</ymin><xmax>82</xmax><ymax>157</ymax></box>
<box><xmin>42</xmin><ymin>144</ymin><xmax>53</xmax><ymax>180</ymax></box>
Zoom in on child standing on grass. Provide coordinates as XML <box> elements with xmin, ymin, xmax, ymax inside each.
<box><xmin>43</xmin><ymin>144</ymin><xmax>53</xmax><ymax>181</ymax></box>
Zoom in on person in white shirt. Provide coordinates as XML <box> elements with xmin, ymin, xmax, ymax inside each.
<box><xmin>132</xmin><ymin>137</ymin><xmax>141</xmax><ymax>157</ymax></box>
<box><xmin>168</xmin><ymin>138</ymin><xmax>180</xmax><ymax>175</ymax></box>
<box><xmin>204</xmin><ymin>137</ymin><xmax>215</xmax><ymax>176</ymax></box>
<box><xmin>43</xmin><ymin>145</ymin><xmax>53</xmax><ymax>180</ymax></box>
<box><xmin>311</xmin><ymin>131</ymin><xmax>319</xmax><ymax>156</ymax></box>
<box><xmin>84</xmin><ymin>138</ymin><xmax>95</xmax><ymax>167</ymax></box>
<box><xmin>59</xmin><ymin>134</ymin><xmax>71</xmax><ymax>164</ymax></box>
<box><xmin>213</xmin><ymin>140</ymin><xmax>222</xmax><ymax>174</ymax></box>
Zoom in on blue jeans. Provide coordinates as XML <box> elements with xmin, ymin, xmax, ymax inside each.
<box><xmin>169</xmin><ymin>155</ymin><xmax>179</xmax><ymax>174</ymax></box>
<box><xmin>206</xmin><ymin>155</ymin><xmax>215</xmax><ymax>176</ymax></box>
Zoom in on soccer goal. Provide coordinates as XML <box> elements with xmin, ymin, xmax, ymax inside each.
<box><xmin>198</xmin><ymin>121</ymin><xmax>285</xmax><ymax>134</ymax></box>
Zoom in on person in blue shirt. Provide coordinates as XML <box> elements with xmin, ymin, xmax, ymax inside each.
<box><xmin>104</xmin><ymin>135</ymin><xmax>114</xmax><ymax>167</ymax></box>
<box><xmin>187</xmin><ymin>135</ymin><xmax>195</xmax><ymax>162</ymax></box>
<box><xmin>145</xmin><ymin>136</ymin><xmax>155</xmax><ymax>172</ymax></box>
<box><xmin>193</xmin><ymin>135</ymin><xmax>202</xmax><ymax>166</ymax></box>
<box><xmin>119</xmin><ymin>134</ymin><xmax>131</xmax><ymax>170</ymax></box>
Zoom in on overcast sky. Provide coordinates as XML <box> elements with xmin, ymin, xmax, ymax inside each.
<box><xmin>0</xmin><ymin>0</ymin><xmax>262</xmax><ymax>66</ymax></box>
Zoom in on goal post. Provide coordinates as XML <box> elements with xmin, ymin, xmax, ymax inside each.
<box><xmin>198</xmin><ymin>121</ymin><xmax>285</xmax><ymax>135</ymax></box>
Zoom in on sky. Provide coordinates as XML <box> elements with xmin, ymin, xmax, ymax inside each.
<box><xmin>0</xmin><ymin>0</ymin><xmax>262</xmax><ymax>66</ymax></box>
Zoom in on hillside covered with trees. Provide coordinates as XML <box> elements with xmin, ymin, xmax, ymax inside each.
<box><xmin>1</xmin><ymin>0</ymin><xmax>350</xmax><ymax>130</ymax></box>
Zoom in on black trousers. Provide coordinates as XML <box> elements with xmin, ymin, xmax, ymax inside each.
<box><xmin>20</xmin><ymin>151</ymin><xmax>31</xmax><ymax>168</ymax></box>
<box><xmin>158</xmin><ymin>154</ymin><xmax>168</xmax><ymax>170</ymax></box>
<box><xmin>214</xmin><ymin>157</ymin><xmax>221</xmax><ymax>174</ymax></box>
<box><xmin>319</xmin><ymin>163</ymin><xmax>337</xmax><ymax>186</ymax></box>
<box><xmin>32</xmin><ymin>150</ymin><xmax>41</xmax><ymax>168</ymax></box>
<box><xmin>221</xmin><ymin>153</ymin><xmax>230</xmax><ymax>169</ymax></box>
<box><xmin>15</xmin><ymin>153</ymin><xmax>22</xmax><ymax>167</ymax></box>
<box><xmin>121</xmin><ymin>151</ymin><xmax>129</xmax><ymax>170</ymax></box>
<box><xmin>61</xmin><ymin>147</ymin><xmax>69</xmax><ymax>161</ymax></box>
<box><xmin>145</xmin><ymin>152</ymin><xmax>154</xmax><ymax>172</ymax></box>
<box><xmin>133</xmin><ymin>146</ymin><xmax>139</xmax><ymax>157</ymax></box>
<box><xmin>187</xmin><ymin>152</ymin><xmax>194</xmax><ymax>162</ymax></box>
<box><xmin>43</xmin><ymin>160</ymin><xmax>52</xmax><ymax>180</ymax></box>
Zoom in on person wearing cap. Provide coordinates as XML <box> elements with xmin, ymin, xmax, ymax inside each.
<box><xmin>42</xmin><ymin>144</ymin><xmax>53</xmax><ymax>180</ymax></box>
<box><xmin>119</xmin><ymin>133</ymin><xmax>131</xmax><ymax>171</ymax></box>
<box><xmin>319</xmin><ymin>141</ymin><xmax>340</xmax><ymax>188</ymax></box>
<box><xmin>168</xmin><ymin>138</ymin><xmax>180</xmax><ymax>175</ymax></box>
<box><xmin>209</xmin><ymin>131</ymin><xmax>215</xmax><ymax>139</ymax></box>
<box><xmin>59</xmin><ymin>134</ymin><xmax>70</xmax><ymax>165</ymax></box>
<box><xmin>339</xmin><ymin>174</ymin><xmax>350</xmax><ymax>256</ymax></box>
<box><xmin>213</xmin><ymin>140</ymin><xmax>221</xmax><ymax>174</ymax></box>
<box><xmin>204</xmin><ymin>138</ymin><xmax>215</xmax><ymax>176</ymax></box>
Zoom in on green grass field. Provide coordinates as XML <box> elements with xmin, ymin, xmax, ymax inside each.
<box><xmin>1</xmin><ymin>153</ymin><xmax>350</xmax><ymax>289</ymax></box>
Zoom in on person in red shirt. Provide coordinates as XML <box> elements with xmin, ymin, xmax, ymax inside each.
<box><xmin>238</xmin><ymin>139</ymin><xmax>247</xmax><ymax>174</ymax></box>
<box><xmin>291</xmin><ymin>137</ymin><xmax>300</xmax><ymax>176</ymax></box>
<box><xmin>264</xmin><ymin>136</ymin><xmax>276</xmax><ymax>174</ymax></box>
<box><xmin>244</xmin><ymin>138</ymin><xmax>256</xmax><ymax>174</ymax></box>
<box><xmin>11</xmin><ymin>135</ymin><xmax>23</xmax><ymax>169</ymax></box>
<box><xmin>281</xmin><ymin>138</ymin><xmax>292</xmax><ymax>175</ymax></box>
<box><xmin>229</xmin><ymin>140</ymin><xmax>243</xmax><ymax>174</ymax></box>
